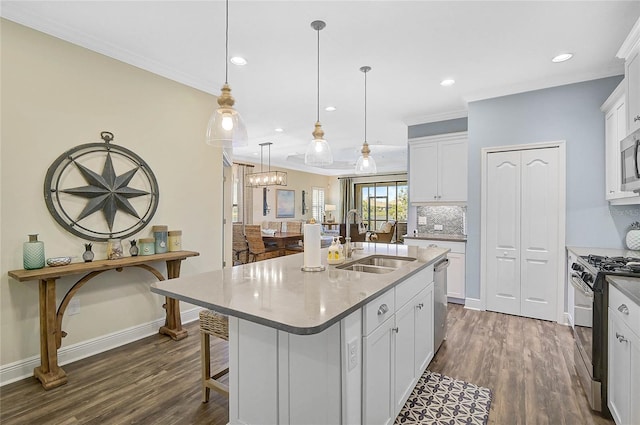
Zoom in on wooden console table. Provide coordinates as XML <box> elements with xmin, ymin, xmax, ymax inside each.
<box><xmin>7</xmin><ymin>250</ymin><xmax>199</xmax><ymax>390</ymax></box>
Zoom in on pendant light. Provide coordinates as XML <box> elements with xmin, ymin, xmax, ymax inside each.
<box><xmin>305</xmin><ymin>20</ymin><xmax>333</xmax><ymax>167</ymax></box>
<box><xmin>355</xmin><ymin>66</ymin><xmax>377</xmax><ymax>175</ymax></box>
<box><xmin>205</xmin><ymin>0</ymin><xmax>248</xmax><ymax>148</ymax></box>
<box><xmin>246</xmin><ymin>142</ymin><xmax>287</xmax><ymax>187</ymax></box>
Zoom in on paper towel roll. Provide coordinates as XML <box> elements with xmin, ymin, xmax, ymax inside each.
<box><xmin>303</xmin><ymin>223</ymin><xmax>322</xmax><ymax>268</ymax></box>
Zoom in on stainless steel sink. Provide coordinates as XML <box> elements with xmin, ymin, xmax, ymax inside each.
<box><xmin>335</xmin><ymin>255</ymin><xmax>416</xmax><ymax>274</ymax></box>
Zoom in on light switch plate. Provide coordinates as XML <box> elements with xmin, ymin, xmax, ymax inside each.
<box><xmin>418</xmin><ymin>216</ymin><xmax>427</xmax><ymax>225</ymax></box>
<box><xmin>434</xmin><ymin>224</ymin><xmax>444</xmax><ymax>231</ymax></box>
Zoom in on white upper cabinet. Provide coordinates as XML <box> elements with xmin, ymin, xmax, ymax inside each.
<box><xmin>617</xmin><ymin>17</ymin><xmax>640</xmax><ymax>135</ymax></box>
<box><xmin>601</xmin><ymin>82</ymin><xmax>639</xmax><ymax>204</ymax></box>
<box><xmin>409</xmin><ymin>132</ymin><xmax>468</xmax><ymax>203</ymax></box>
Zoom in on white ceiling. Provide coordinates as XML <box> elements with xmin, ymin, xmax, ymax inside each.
<box><xmin>3</xmin><ymin>1</ymin><xmax>639</xmax><ymax>176</ymax></box>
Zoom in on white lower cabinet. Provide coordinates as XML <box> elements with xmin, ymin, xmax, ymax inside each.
<box><xmin>608</xmin><ymin>285</ymin><xmax>640</xmax><ymax>425</ymax></box>
<box><xmin>363</xmin><ymin>266</ymin><xmax>435</xmax><ymax>424</ymax></box>
<box><xmin>404</xmin><ymin>239</ymin><xmax>465</xmax><ymax>302</ymax></box>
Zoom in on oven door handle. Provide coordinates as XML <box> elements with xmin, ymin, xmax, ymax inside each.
<box><xmin>570</xmin><ymin>273</ymin><xmax>593</xmax><ymax>298</ymax></box>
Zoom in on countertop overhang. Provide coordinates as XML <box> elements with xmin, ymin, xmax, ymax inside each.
<box><xmin>151</xmin><ymin>243</ymin><xmax>448</xmax><ymax>335</ymax></box>
<box><xmin>607</xmin><ymin>275</ymin><xmax>640</xmax><ymax>306</ymax></box>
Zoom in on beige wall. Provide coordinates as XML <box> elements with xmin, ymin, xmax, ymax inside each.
<box><xmin>0</xmin><ymin>20</ymin><xmax>223</xmax><ymax>369</ymax></box>
<box><xmin>250</xmin><ymin>164</ymin><xmax>335</xmax><ymax>225</ymax></box>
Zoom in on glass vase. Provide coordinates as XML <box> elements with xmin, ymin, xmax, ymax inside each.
<box><xmin>23</xmin><ymin>234</ymin><xmax>45</xmax><ymax>270</ymax></box>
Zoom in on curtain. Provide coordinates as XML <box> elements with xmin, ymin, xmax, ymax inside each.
<box><xmin>340</xmin><ymin>177</ymin><xmax>353</xmax><ymax>223</ymax></box>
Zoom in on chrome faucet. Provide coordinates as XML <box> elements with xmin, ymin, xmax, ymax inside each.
<box><xmin>345</xmin><ymin>209</ymin><xmax>360</xmax><ymax>258</ymax></box>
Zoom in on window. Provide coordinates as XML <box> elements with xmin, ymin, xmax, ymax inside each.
<box><xmin>311</xmin><ymin>187</ymin><xmax>325</xmax><ymax>223</ymax></box>
<box><xmin>355</xmin><ymin>181</ymin><xmax>408</xmax><ymax>236</ymax></box>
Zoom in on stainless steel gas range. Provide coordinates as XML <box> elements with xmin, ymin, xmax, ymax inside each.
<box><xmin>568</xmin><ymin>250</ymin><xmax>640</xmax><ymax>416</ymax></box>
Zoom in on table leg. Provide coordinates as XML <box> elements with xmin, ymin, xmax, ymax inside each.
<box><xmin>158</xmin><ymin>259</ymin><xmax>188</xmax><ymax>341</ymax></box>
<box><xmin>34</xmin><ymin>278</ymin><xmax>67</xmax><ymax>389</ymax></box>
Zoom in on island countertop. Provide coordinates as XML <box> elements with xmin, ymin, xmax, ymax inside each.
<box><xmin>150</xmin><ymin>243</ymin><xmax>448</xmax><ymax>335</ymax></box>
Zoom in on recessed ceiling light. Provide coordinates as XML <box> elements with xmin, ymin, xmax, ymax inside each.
<box><xmin>440</xmin><ymin>79</ymin><xmax>455</xmax><ymax>87</ymax></box>
<box><xmin>275</xmin><ymin>128</ymin><xmax>284</xmax><ymax>132</ymax></box>
<box><xmin>230</xmin><ymin>56</ymin><xmax>247</xmax><ymax>66</ymax></box>
<box><xmin>325</xmin><ymin>106</ymin><xmax>337</xmax><ymax>112</ymax></box>
<box><xmin>552</xmin><ymin>53</ymin><xmax>573</xmax><ymax>63</ymax></box>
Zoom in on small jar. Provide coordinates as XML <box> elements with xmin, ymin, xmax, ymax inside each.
<box><xmin>139</xmin><ymin>238</ymin><xmax>155</xmax><ymax>256</ymax></box>
<box><xmin>152</xmin><ymin>225</ymin><xmax>168</xmax><ymax>254</ymax></box>
<box><xmin>168</xmin><ymin>230</ymin><xmax>182</xmax><ymax>252</ymax></box>
<box><xmin>107</xmin><ymin>238</ymin><xmax>123</xmax><ymax>260</ymax></box>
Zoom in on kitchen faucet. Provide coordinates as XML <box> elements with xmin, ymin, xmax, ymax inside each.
<box><xmin>345</xmin><ymin>209</ymin><xmax>361</xmax><ymax>258</ymax></box>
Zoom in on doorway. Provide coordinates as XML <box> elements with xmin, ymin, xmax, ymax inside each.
<box><xmin>480</xmin><ymin>142</ymin><xmax>566</xmax><ymax>323</ymax></box>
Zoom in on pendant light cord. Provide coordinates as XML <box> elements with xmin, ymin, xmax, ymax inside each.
<box><xmin>224</xmin><ymin>0</ymin><xmax>229</xmax><ymax>84</ymax></box>
<box><xmin>364</xmin><ymin>70</ymin><xmax>367</xmax><ymax>142</ymax></box>
<box><xmin>316</xmin><ymin>27</ymin><xmax>320</xmax><ymax>122</ymax></box>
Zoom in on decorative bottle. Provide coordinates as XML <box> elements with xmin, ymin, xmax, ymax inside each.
<box><xmin>129</xmin><ymin>240</ymin><xmax>139</xmax><ymax>257</ymax></box>
<box><xmin>23</xmin><ymin>234</ymin><xmax>45</xmax><ymax>270</ymax></box>
<box><xmin>83</xmin><ymin>243</ymin><xmax>94</xmax><ymax>262</ymax></box>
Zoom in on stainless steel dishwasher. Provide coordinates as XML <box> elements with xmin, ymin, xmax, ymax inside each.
<box><xmin>434</xmin><ymin>258</ymin><xmax>449</xmax><ymax>353</ymax></box>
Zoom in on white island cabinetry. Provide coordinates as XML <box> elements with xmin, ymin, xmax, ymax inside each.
<box><xmin>363</xmin><ymin>266</ymin><xmax>435</xmax><ymax>424</ymax></box>
<box><xmin>151</xmin><ymin>243</ymin><xmax>449</xmax><ymax>425</ymax></box>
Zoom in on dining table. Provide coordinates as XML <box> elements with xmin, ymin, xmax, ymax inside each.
<box><xmin>262</xmin><ymin>232</ymin><xmax>304</xmax><ymax>256</ymax></box>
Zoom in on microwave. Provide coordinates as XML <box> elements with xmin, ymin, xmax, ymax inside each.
<box><xmin>621</xmin><ymin>128</ymin><xmax>640</xmax><ymax>192</ymax></box>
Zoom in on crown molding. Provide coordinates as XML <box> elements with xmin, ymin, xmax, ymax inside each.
<box><xmin>403</xmin><ymin>110</ymin><xmax>468</xmax><ymax>126</ymax></box>
<box><xmin>616</xmin><ymin>17</ymin><xmax>640</xmax><ymax>59</ymax></box>
<box><xmin>1</xmin><ymin>4</ymin><xmax>217</xmax><ymax>95</ymax></box>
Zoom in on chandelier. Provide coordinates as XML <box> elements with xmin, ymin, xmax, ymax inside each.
<box><xmin>247</xmin><ymin>142</ymin><xmax>287</xmax><ymax>187</ymax></box>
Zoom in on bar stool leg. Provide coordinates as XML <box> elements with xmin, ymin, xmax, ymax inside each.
<box><xmin>201</xmin><ymin>331</ymin><xmax>211</xmax><ymax>403</ymax></box>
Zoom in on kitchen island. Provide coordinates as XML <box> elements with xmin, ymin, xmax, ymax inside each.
<box><xmin>151</xmin><ymin>243</ymin><xmax>448</xmax><ymax>425</ymax></box>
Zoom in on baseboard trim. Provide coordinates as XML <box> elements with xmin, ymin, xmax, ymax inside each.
<box><xmin>464</xmin><ymin>297</ymin><xmax>483</xmax><ymax>311</ymax></box>
<box><xmin>0</xmin><ymin>306</ymin><xmax>203</xmax><ymax>387</ymax></box>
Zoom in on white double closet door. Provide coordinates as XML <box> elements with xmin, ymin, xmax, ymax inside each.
<box><xmin>485</xmin><ymin>147</ymin><xmax>559</xmax><ymax>321</ymax></box>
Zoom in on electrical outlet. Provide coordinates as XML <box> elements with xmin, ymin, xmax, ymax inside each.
<box><xmin>68</xmin><ymin>297</ymin><xmax>80</xmax><ymax>315</ymax></box>
<box><xmin>434</xmin><ymin>224</ymin><xmax>444</xmax><ymax>231</ymax></box>
<box><xmin>418</xmin><ymin>216</ymin><xmax>427</xmax><ymax>225</ymax></box>
<box><xmin>348</xmin><ymin>339</ymin><xmax>358</xmax><ymax>371</ymax></box>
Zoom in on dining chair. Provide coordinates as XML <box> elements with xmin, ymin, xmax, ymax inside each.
<box><xmin>284</xmin><ymin>221</ymin><xmax>304</xmax><ymax>254</ymax></box>
<box><xmin>232</xmin><ymin>223</ymin><xmax>249</xmax><ymax>265</ymax></box>
<box><xmin>245</xmin><ymin>225</ymin><xmax>280</xmax><ymax>262</ymax></box>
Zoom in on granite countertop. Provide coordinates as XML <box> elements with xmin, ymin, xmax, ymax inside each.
<box><xmin>151</xmin><ymin>243</ymin><xmax>448</xmax><ymax>335</ymax></box>
<box><xmin>404</xmin><ymin>233</ymin><xmax>467</xmax><ymax>242</ymax></box>
<box><xmin>567</xmin><ymin>246</ymin><xmax>640</xmax><ymax>259</ymax></box>
<box><xmin>607</xmin><ymin>275</ymin><xmax>640</xmax><ymax>306</ymax></box>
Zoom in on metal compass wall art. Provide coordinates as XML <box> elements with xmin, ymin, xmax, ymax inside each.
<box><xmin>44</xmin><ymin>131</ymin><xmax>159</xmax><ymax>241</ymax></box>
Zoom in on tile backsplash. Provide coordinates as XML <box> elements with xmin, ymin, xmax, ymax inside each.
<box><xmin>416</xmin><ymin>206</ymin><xmax>466</xmax><ymax>235</ymax></box>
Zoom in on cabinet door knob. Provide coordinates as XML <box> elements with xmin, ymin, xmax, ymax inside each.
<box><xmin>416</xmin><ymin>303</ymin><xmax>424</xmax><ymax>310</ymax></box>
<box><xmin>377</xmin><ymin>304</ymin><xmax>389</xmax><ymax>316</ymax></box>
<box><xmin>616</xmin><ymin>332</ymin><xmax>628</xmax><ymax>343</ymax></box>
<box><xmin>433</xmin><ymin>195</ymin><xmax>437</xmax><ymax>199</ymax></box>
<box><xmin>618</xmin><ymin>304</ymin><xmax>630</xmax><ymax>315</ymax></box>
<box><xmin>634</xmin><ymin>115</ymin><xmax>640</xmax><ymax>122</ymax></box>
<box><xmin>392</xmin><ymin>327</ymin><xmax>399</xmax><ymax>333</ymax></box>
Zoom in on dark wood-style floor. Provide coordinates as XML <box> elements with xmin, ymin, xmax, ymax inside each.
<box><xmin>0</xmin><ymin>305</ymin><xmax>613</xmax><ymax>425</ymax></box>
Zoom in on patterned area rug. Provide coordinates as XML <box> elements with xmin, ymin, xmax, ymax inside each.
<box><xmin>395</xmin><ymin>370</ymin><xmax>492</xmax><ymax>424</ymax></box>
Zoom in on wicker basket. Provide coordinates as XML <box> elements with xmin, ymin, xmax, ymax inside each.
<box><xmin>199</xmin><ymin>310</ymin><xmax>229</xmax><ymax>341</ymax></box>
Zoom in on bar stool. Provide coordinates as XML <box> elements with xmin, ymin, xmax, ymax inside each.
<box><xmin>199</xmin><ymin>310</ymin><xmax>229</xmax><ymax>402</ymax></box>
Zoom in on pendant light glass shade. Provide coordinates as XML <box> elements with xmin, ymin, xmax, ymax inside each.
<box><xmin>355</xmin><ymin>66</ymin><xmax>377</xmax><ymax>175</ymax></box>
<box><xmin>205</xmin><ymin>0</ymin><xmax>248</xmax><ymax>148</ymax></box>
<box><xmin>305</xmin><ymin>20</ymin><xmax>333</xmax><ymax>167</ymax></box>
<box><xmin>305</xmin><ymin>122</ymin><xmax>333</xmax><ymax>167</ymax></box>
<box><xmin>355</xmin><ymin>142</ymin><xmax>377</xmax><ymax>174</ymax></box>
